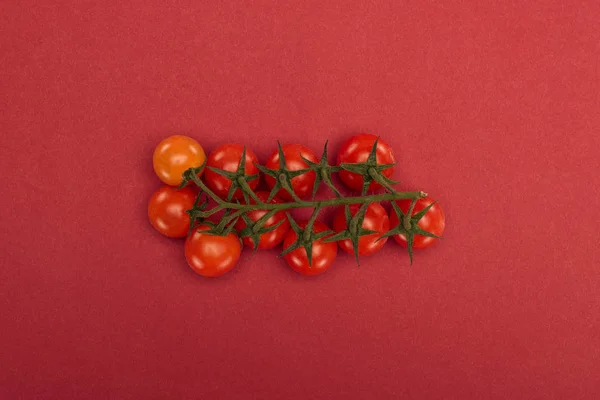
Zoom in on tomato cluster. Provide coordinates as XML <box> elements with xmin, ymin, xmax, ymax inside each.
<box><xmin>148</xmin><ymin>134</ymin><xmax>445</xmax><ymax>278</ymax></box>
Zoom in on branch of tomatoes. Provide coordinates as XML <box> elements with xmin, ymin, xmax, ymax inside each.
<box><xmin>148</xmin><ymin>134</ymin><xmax>446</xmax><ymax>278</ymax></box>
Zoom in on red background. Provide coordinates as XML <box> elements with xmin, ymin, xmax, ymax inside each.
<box><xmin>2</xmin><ymin>1</ymin><xmax>599</xmax><ymax>399</ymax></box>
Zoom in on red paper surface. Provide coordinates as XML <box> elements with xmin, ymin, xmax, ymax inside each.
<box><xmin>1</xmin><ymin>1</ymin><xmax>599</xmax><ymax>399</ymax></box>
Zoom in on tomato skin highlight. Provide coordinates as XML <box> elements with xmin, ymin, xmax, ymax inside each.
<box><xmin>332</xmin><ymin>202</ymin><xmax>390</xmax><ymax>256</ymax></box>
<box><xmin>204</xmin><ymin>144</ymin><xmax>260</xmax><ymax>200</ymax></box>
<box><xmin>234</xmin><ymin>191</ymin><xmax>290</xmax><ymax>250</ymax></box>
<box><xmin>336</xmin><ymin>133</ymin><xmax>395</xmax><ymax>192</ymax></box>
<box><xmin>264</xmin><ymin>144</ymin><xmax>318</xmax><ymax>200</ymax></box>
<box><xmin>153</xmin><ymin>135</ymin><xmax>206</xmax><ymax>187</ymax></box>
<box><xmin>389</xmin><ymin>197</ymin><xmax>446</xmax><ymax>249</ymax></box>
<box><xmin>282</xmin><ymin>221</ymin><xmax>337</xmax><ymax>276</ymax></box>
<box><xmin>184</xmin><ymin>224</ymin><xmax>242</xmax><ymax>277</ymax></box>
<box><xmin>148</xmin><ymin>186</ymin><xmax>197</xmax><ymax>238</ymax></box>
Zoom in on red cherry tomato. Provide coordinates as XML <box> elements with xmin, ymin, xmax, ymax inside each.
<box><xmin>389</xmin><ymin>196</ymin><xmax>445</xmax><ymax>249</ymax></box>
<box><xmin>282</xmin><ymin>220</ymin><xmax>337</xmax><ymax>276</ymax></box>
<box><xmin>148</xmin><ymin>186</ymin><xmax>196</xmax><ymax>238</ymax></box>
<box><xmin>234</xmin><ymin>191</ymin><xmax>290</xmax><ymax>250</ymax></box>
<box><xmin>204</xmin><ymin>144</ymin><xmax>260</xmax><ymax>200</ymax></box>
<box><xmin>332</xmin><ymin>202</ymin><xmax>390</xmax><ymax>256</ymax></box>
<box><xmin>336</xmin><ymin>133</ymin><xmax>395</xmax><ymax>192</ymax></box>
<box><xmin>153</xmin><ymin>135</ymin><xmax>206</xmax><ymax>187</ymax></box>
<box><xmin>264</xmin><ymin>144</ymin><xmax>317</xmax><ymax>200</ymax></box>
<box><xmin>184</xmin><ymin>224</ymin><xmax>242</xmax><ymax>277</ymax></box>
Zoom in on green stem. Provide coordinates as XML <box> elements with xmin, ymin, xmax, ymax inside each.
<box><xmin>321</xmin><ymin>170</ymin><xmax>341</xmax><ymax>197</ymax></box>
<box><xmin>187</xmin><ymin>167</ymin><xmax>427</xmax><ymax>223</ymax></box>
<box><xmin>197</xmin><ymin>205</ymin><xmax>224</xmax><ymax>219</ymax></box>
<box><xmin>190</xmin><ymin>173</ymin><xmax>224</xmax><ymax>205</ymax></box>
<box><xmin>369</xmin><ymin>167</ymin><xmax>395</xmax><ymax>192</ymax></box>
<box><xmin>253</xmin><ymin>209</ymin><xmax>278</xmax><ymax>232</ymax></box>
<box><xmin>279</xmin><ymin>174</ymin><xmax>305</xmax><ymax>203</ymax></box>
<box><xmin>304</xmin><ymin>205</ymin><xmax>322</xmax><ymax>241</ymax></box>
<box><xmin>204</xmin><ymin>191</ymin><xmax>426</xmax><ymax>213</ymax></box>
<box><xmin>237</xmin><ymin>177</ymin><xmax>263</xmax><ymax>204</ymax></box>
<box><xmin>403</xmin><ymin>198</ymin><xmax>418</xmax><ymax>230</ymax></box>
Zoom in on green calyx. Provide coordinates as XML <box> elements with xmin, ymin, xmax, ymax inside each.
<box><xmin>378</xmin><ymin>199</ymin><xmax>441</xmax><ymax>265</ymax></box>
<box><xmin>185</xmin><ymin>190</ymin><xmax>209</xmax><ymax>236</ymax></box>
<box><xmin>206</xmin><ymin>146</ymin><xmax>261</xmax><ymax>203</ymax></box>
<box><xmin>279</xmin><ymin>206</ymin><xmax>333</xmax><ymax>267</ymax></box>
<box><xmin>254</xmin><ymin>141</ymin><xmax>310</xmax><ymax>202</ymax></box>
<box><xmin>300</xmin><ymin>140</ymin><xmax>342</xmax><ymax>198</ymax></box>
<box><xmin>237</xmin><ymin>210</ymin><xmax>286</xmax><ymax>253</ymax></box>
<box><xmin>323</xmin><ymin>203</ymin><xmax>377</xmax><ymax>266</ymax></box>
<box><xmin>339</xmin><ymin>137</ymin><xmax>399</xmax><ymax>194</ymax></box>
<box><xmin>202</xmin><ymin>209</ymin><xmax>244</xmax><ymax>236</ymax></box>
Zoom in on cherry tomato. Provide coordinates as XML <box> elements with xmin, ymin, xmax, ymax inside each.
<box><xmin>148</xmin><ymin>186</ymin><xmax>196</xmax><ymax>238</ymax></box>
<box><xmin>336</xmin><ymin>133</ymin><xmax>395</xmax><ymax>192</ymax></box>
<box><xmin>153</xmin><ymin>135</ymin><xmax>206</xmax><ymax>187</ymax></box>
<box><xmin>264</xmin><ymin>144</ymin><xmax>317</xmax><ymax>200</ymax></box>
<box><xmin>234</xmin><ymin>191</ymin><xmax>290</xmax><ymax>250</ymax></box>
<box><xmin>389</xmin><ymin>196</ymin><xmax>445</xmax><ymax>249</ymax></box>
<box><xmin>184</xmin><ymin>224</ymin><xmax>242</xmax><ymax>277</ymax></box>
<box><xmin>332</xmin><ymin>202</ymin><xmax>390</xmax><ymax>256</ymax></box>
<box><xmin>282</xmin><ymin>220</ymin><xmax>337</xmax><ymax>276</ymax></box>
<box><xmin>204</xmin><ymin>144</ymin><xmax>260</xmax><ymax>200</ymax></box>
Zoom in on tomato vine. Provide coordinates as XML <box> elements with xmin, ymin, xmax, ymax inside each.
<box><xmin>177</xmin><ymin>139</ymin><xmax>433</xmax><ymax>267</ymax></box>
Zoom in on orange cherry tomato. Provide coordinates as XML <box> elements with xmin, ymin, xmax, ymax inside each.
<box><xmin>153</xmin><ymin>135</ymin><xmax>206</xmax><ymax>187</ymax></box>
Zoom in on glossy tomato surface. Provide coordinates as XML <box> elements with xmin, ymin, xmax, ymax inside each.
<box><xmin>282</xmin><ymin>220</ymin><xmax>337</xmax><ymax>276</ymax></box>
<box><xmin>204</xmin><ymin>144</ymin><xmax>260</xmax><ymax>200</ymax></box>
<box><xmin>148</xmin><ymin>186</ymin><xmax>196</xmax><ymax>238</ymax></box>
<box><xmin>336</xmin><ymin>133</ymin><xmax>395</xmax><ymax>192</ymax></box>
<box><xmin>332</xmin><ymin>202</ymin><xmax>390</xmax><ymax>256</ymax></box>
<box><xmin>390</xmin><ymin>196</ymin><xmax>445</xmax><ymax>249</ymax></box>
<box><xmin>153</xmin><ymin>135</ymin><xmax>206</xmax><ymax>187</ymax></box>
<box><xmin>264</xmin><ymin>144</ymin><xmax>317</xmax><ymax>200</ymax></box>
<box><xmin>184</xmin><ymin>224</ymin><xmax>242</xmax><ymax>277</ymax></box>
<box><xmin>234</xmin><ymin>191</ymin><xmax>290</xmax><ymax>250</ymax></box>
